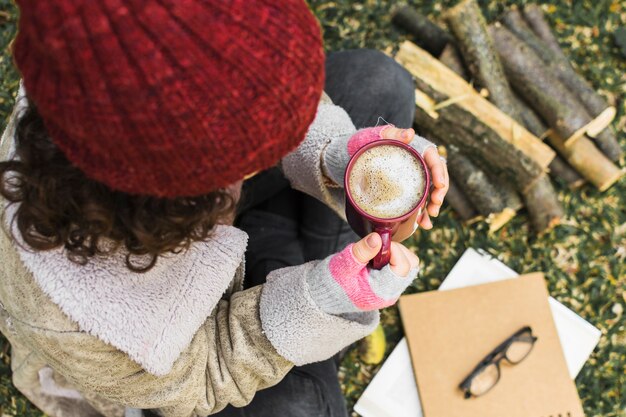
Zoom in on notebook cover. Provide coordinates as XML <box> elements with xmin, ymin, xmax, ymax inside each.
<box><xmin>399</xmin><ymin>273</ymin><xmax>585</xmax><ymax>417</ymax></box>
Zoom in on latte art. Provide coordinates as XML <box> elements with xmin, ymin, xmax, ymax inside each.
<box><xmin>348</xmin><ymin>145</ymin><xmax>426</xmax><ymax>219</ymax></box>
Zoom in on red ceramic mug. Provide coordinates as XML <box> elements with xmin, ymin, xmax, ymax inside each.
<box><xmin>344</xmin><ymin>140</ymin><xmax>430</xmax><ymax>270</ymax></box>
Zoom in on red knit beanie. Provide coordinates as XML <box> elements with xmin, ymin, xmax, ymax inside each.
<box><xmin>12</xmin><ymin>0</ymin><xmax>325</xmax><ymax>197</ymax></box>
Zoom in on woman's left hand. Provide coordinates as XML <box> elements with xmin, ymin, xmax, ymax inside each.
<box><xmin>379</xmin><ymin>128</ymin><xmax>449</xmax><ymax>230</ymax></box>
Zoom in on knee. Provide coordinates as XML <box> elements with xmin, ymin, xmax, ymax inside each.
<box><xmin>340</xmin><ymin>49</ymin><xmax>414</xmax><ymax>110</ymax></box>
<box><xmin>327</xmin><ymin>49</ymin><xmax>413</xmax><ymax>89</ymax></box>
<box><xmin>353</xmin><ymin>49</ymin><xmax>414</xmax><ymax>93</ymax></box>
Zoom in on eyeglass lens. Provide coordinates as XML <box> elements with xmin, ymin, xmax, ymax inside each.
<box><xmin>468</xmin><ymin>328</ymin><xmax>536</xmax><ymax>397</ymax></box>
<box><xmin>505</xmin><ymin>334</ymin><xmax>534</xmax><ymax>364</ymax></box>
<box><xmin>469</xmin><ymin>363</ymin><xmax>500</xmax><ymax>396</ymax></box>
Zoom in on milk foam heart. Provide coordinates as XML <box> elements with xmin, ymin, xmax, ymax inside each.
<box><xmin>348</xmin><ymin>144</ymin><xmax>426</xmax><ymax>219</ymax></box>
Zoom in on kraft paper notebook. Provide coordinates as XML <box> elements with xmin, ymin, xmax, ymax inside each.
<box><xmin>399</xmin><ymin>273</ymin><xmax>585</xmax><ymax>417</ymax></box>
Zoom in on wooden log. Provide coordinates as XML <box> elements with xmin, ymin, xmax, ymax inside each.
<box><xmin>396</xmin><ymin>40</ymin><xmax>555</xmax><ymax>169</ymax></box>
<box><xmin>392</xmin><ymin>6</ymin><xmax>452</xmax><ymax>56</ymax></box>
<box><xmin>489</xmin><ymin>24</ymin><xmax>602</xmax><ymax>147</ymax></box>
<box><xmin>438</xmin><ymin>44</ymin><xmax>469</xmax><ymax>80</ymax></box>
<box><xmin>502</xmin><ymin>7</ymin><xmax>621</xmax><ymax>161</ymax></box>
<box><xmin>411</xmin><ymin>77</ymin><xmax>542</xmax><ymax>191</ymax></box>
<box><xmin>491</xmin><ymin>174</ymin><xmax>523</xmax><ymax>212</ymax></box>
<box><xmin>509</xmin><ymin>92</ymin><xmax>585</xmax><ymax>188</ymax></box>
<box><xmin>510</xmin><ymin>93</ymin><xmax>548</xmax><ymax>138</ymax></box>
<box><xmin>521</xmin><ymin>4</ymin><xmax>562</xmax><ymax>55</ymax></box>
<box><xmin>412</xmin><ymin>83</ymin><xmax>563</xmax><ymax>232</ymax></box>
<box><xmin>547</xmin><ymin>132</ymin><xmax>625</xmax><ymax>192</ymax></box>
<box><xmin>490</xmin><ymin>27</ymin><xmax>621</xmax><ymax>191</ymax></box>
<box><xmin>523</xmin><ymin>174</ymin><xmax>564</xmax><ymax>233</ymax></box>
<box><xmin>445</xmin><ymin>178</ymin><xmax>479</xmax><ymax>221</ymax></box>
<box><xmin>445</xmin><ymin>0</ymin><xmax>523</xmax><ymax>122</ymax></box>
<box><xmin>446</xmin><ymin>148</ymin><xmax>506</xmax><ymax>216</ymax></box>
<box><xmin>590</xmin><ymin>127</ymin><xmax>622</xmax><ymax>163</ymax></box>
<box><xmin>523</xmin><ymin>1</ymin><xmax>618</xmax><ymax>130</ymax></box>
<box><xmin>548</xmin><ymin>155</ymin><xmax>585</xmax><ymax>189</ymax></box>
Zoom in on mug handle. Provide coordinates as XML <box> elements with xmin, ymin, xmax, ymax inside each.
<box><xmin>370</xmin><ymin>227</ymin><xmax>392</xmax><ymax>270</ymax></box>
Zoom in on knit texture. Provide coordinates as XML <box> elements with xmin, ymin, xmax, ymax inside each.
<box><xmin>323</xmin><ymin>129</ymin><xmax>437</xmax><ymax>186</ymax></box>
<box><xmin>13</xmin><ymin>0</ymin><xmax>325</xmax><ymax>197</ymax></box>
<box><xmin>305</xmin><ymin>244</ymin><xmax>418</xmax><ymax>314</ymax></box>
<box><xmin>281</xmin><ymin>99</ymin><xmax>355</xmax><ymax>217</ymax></box>
<box><xmin>260</xmin><ymin>261</ymin><xmax>379</xmax><ymax>366</ymax></box>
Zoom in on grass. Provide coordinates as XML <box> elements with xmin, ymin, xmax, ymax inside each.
<box><xmin>1</xmin><ymin>0</ymin><xmax>625</xmax><ymax>416</ymax></box>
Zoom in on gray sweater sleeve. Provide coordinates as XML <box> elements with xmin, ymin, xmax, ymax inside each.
<box><xmin>259</xmin><ymin>261</ymin><xmax>379</xmax><ymax>366</ymax></box>
<box><xmin>280</xmin><ymin>98</ymin><xmax>356</xmax><ymax>218</ymax></box>
<box><xmin>281</xmin><ymin>96</ymin><xmax>436</xmax><ymax>218</ymax></box>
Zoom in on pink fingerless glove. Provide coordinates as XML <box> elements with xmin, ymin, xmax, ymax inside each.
<box><xmin>322</xmin><ymin>124</ymin><xmax>436</xmax><ymax>186</ymax></box>
<box><xmin>306</xmin><ymin>244</ymin><xmax>418</xmax><ymax>315</ymax></box>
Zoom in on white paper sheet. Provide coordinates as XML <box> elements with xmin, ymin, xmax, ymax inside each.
<box><xmin>354</xmin><ymin>248</ymin><xmax>601</xmax><ymax>417</ymax></box>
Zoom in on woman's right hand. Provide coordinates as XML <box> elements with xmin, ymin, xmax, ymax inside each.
<box><xmin>306</xmin><ymin>233</ymin><xmax>420</xmax><ymax>315</ymax></box>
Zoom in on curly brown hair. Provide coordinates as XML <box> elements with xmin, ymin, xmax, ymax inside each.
<box><xmin>0</xmin><ymin>99</ymin><xmax>237</xmax><ymax>272</ymax></box>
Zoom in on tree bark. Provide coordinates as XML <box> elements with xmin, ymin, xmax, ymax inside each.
<box><xmin>446</xmin><ymin>148</ymin><xmax>506</xmax><ymax>216</ymax></box>
<box><xmin>510</xmin><ymin>91</ymin><xmax>585</xmax><ymax>188</ymax></box>
<box><xmin>548</xmin><ymin>155</ymin><xmax>585</xmax><ymax>189</ymax></box>
<box><xmin>396</xmin><ymin>40</ymin><xmax>555</xmax><ymax>169</ymax></box>
<box><xmin>521</xmin><ymin>4</ymin><xmax>562</xmax><ymax>55</ymax></box>
<box><xmin>523</xmin><ymin>174</ymin><xmax>564</xmax><ymax>234</ymax></box>
<box><xmin>439</xmin><ymin>44</ymin><xmax>469</xmax><ymax>80</ymax></box>
<box><xmin>392</xmin><ymin>6</ymin><xmax>452</xmax><ymax>56</ymax></box>
<box><xmin>489</xmin><ymin>24</ymin><xmax>597</xmax><ymax>146</ymax></box>
<box><xmin>412</xmin><ymin>77</ymin><xmax>543</xmax><ymax>191</ymax></box>
<box><xmin>445</xmin><ymin>0</ymin><xmax>523</xmax><ymax>122</ymax></box>
<box><xmin>445</xmin><ymin>178</ymin><xmax>479</xmax><ymax>221</ymax></box>
<box><xmin>412</xmin><ymin>83</ymin><xmax>563</xmax><ymax>232</ymax></box>
<box><xmin>490</xmin><ymin>173</ymin><xmax>523</xmax><ymax>211</ymax></box>
<box><xmin>502</xmin><ymin>7</ymin><xmax>622</xmax><ymax>161</ymax></box>
<box><xmin>510</xmin><ymin>92</ymin><xmax>548</xmax><ymax>138</ymax></box>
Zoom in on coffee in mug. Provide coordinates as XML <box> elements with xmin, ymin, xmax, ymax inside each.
<box><xmin>344</xmin><ymin>141</ymin><xmax>430</xmax><ymax>269</ymax></box>
<box><xmin>347</xmin><ymin>144</ymin><xmax>427</xmax><ymax>219</ymax></box>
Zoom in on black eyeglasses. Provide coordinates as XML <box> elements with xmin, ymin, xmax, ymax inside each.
<box><xmin>459</xmin><ymin>326</ymin><xmax>538</xmax><ymax>399</ymax></box>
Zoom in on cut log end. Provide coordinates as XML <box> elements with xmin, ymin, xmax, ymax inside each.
<box><xmin>487</xmin><ymin>208</ymin><xmax>516</xmax><ymax>233</ymax></box>
<box><xmin>548</xmin><ymin>131</ymin><xmax>623</xmax><ymax>191</ymax></box>
<box><xmin>599</xmin><ymin>168</ymin><xmax>626</xmax><ymax>193</ymax></box>
<box><xmin>563</xmin><ymin>106</ymin><xmax>618</xmax><ymax>148</ymax></box>
<box><xmin>586</xmin><ymin>106</ymin><xmax>616</xmax><ymax>137</ymax></box>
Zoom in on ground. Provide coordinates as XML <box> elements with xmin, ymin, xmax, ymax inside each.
<box><xmin>0</xmin><ymin>0</ymin><xmax>624</xmax><ymax>416</ymax></box>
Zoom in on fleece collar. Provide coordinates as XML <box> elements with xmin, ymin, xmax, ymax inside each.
<box><xmin>7</xmin><ymin>200</ymin><xmax>248</xmax><ymax>376</ymax></box>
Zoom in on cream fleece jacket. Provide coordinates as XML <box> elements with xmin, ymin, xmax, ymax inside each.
<box><xmin>0</xmin><ymin>87</ymin><xmax>434</xmax><ymax>417</ymax></box>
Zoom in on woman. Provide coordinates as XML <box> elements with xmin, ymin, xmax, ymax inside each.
<box><xmin>0</xmin><ymin>1</ymin><xmax>448</xmax><ymax>416</ymax></box>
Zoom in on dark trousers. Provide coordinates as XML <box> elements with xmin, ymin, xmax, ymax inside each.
<box><xmin>213</xmin><ymin>49</ymin><xmax>416</xmax><ymax>417</ymax></box>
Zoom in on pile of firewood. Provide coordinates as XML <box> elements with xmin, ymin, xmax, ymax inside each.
<box><xmin>391</xmin><ymin>0</ymin><xmax>624</xmax><ymax>234</ymax></box>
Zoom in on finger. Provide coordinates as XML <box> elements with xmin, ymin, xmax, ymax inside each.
<box><xmin>418</xmin><ymin>210</ymin><xmax>433</xmax><ymax>230</ymax></box>
<box><xmin>429</xmin><ymin>187</ymin><xmax>446</xmax><ymax>215</ymax></box>
<box><xmin>424</xmin><ymin>148</ymin><xmax>446</xmax><ymax>188</ymax></box>
<box><xmin>397</xmin><ymin>244</ymin><xmax>420</xmax><ymax>270</ymax></box>
<box><xmin>381</xmin><ymin>126</ymin><xmax>414</xmax><ymax>143</ymax></box>
<box><xmin>427</xmin><ymin>198</ymin><xmax>442</xmax><ymax>217</ymax></box>
<box><xmin>352</xmin><ymin>233</ymin><xmax>382</xmax><ymax>264</ymax></box>
<box><xmin>389</xmin><ymin>242</ymin><xmax>411</xmax><ymax>277</ymax></box>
